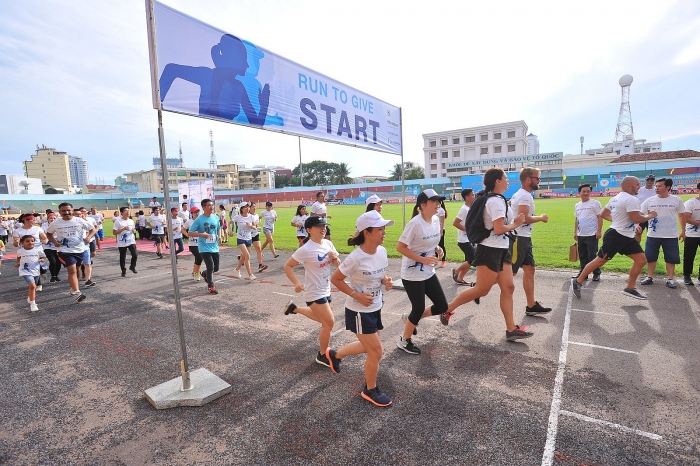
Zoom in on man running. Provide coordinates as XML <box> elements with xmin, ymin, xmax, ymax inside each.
<box><xmin>88</xmin><ymin>207</ymin><xmax>105</xmax><ymax>252</ymax></box>
<box><xmin>574</xmin><ymin>184</ymin><xmax>603</xmax><ymax>281</ymax></box>
<box><xmin>311</xmin><ymin>191</ymin><xmax>332</xmax><ymax>241</ymax></box>
<box><xmin>186</xmin><ymin>199</ymin><xmax>221</xmax><ymax>294</ymax></box>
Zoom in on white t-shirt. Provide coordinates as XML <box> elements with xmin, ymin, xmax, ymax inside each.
<box><xmin>260</xmin><ymin>210</ymin><xmax>277</xmax><ymax>230</ymax></box>
<box><xmin>14</xmin><ymin>225</ymin><xmax>45</xmax><ymax>251</ymax></box>
<box><xmin>437</xmin><ymin>207</ymin><xmax>446</xmax><ymax>224</ymax></box>
<box><xmin>46</xmin><ymin>217</ymin><xmax>93</xmax><ymax>254</ymax></box>
<box><xmin>455</xmin><ymin>204</ymin><xmax>470</xmax><ymax>243</ymax></box>
<box><xmin>83</xmin><ymin>216</ymin><xmax>97</xmax><ymax>243</ymax></box>
<box><xmin>184</xmin><ymin>218</ymin><xmax>195</xmax><ymax>242</ymax></box>
<box><xmin>137</xmin><ymin>214</ymin><xmax>147</xmax><ymax>227</ymax></box>
<box><xmin>311</xmin><ymin>201</ymin><xmax>327</xmax><ymax>217</ymax></box>
<box><xmin>292</xmin><ymin>215</ymin><xmax>308</xmax><ymax>237</ymax></box>
<box><xmin>170</xmin><ymin>217</ymin><xmax>183</xmax><ymax>239</ymax></box>
<box><xmin>114</xmin><ymin>218</ymin><xmax>136</xmax><ymax>247</ymax></box>
<box><xmin>481</xmin><ymin>195</ymin><xmax>513</xmax><ymax>249</ymax></box>
<box><xmin>41</xmin><ymin>221</ymin><xmax>55</xmax><ymax>250</ymax></box>
<box><xmin>399</xmin><ymin>214</ymin><xmax>440</xmax><ymax>281</ymax></box>
<box><xmin>291</xmin><ymin>238</ymin><xmax>338</xmax><ymax>302</ymax></box>
<box><xmin>178</xmin><ymin>210</ymin><xmax>189</xmax><ymax>222</ymax></box>
<box><xmin>641</xmin><ymin>195</ymin><xmax>685</xmax><ymax>238</ymax></box>
<box><xmin>606</xmin><ymin>192</ymin><xmax>641</xmax><ymax>238</ymax></box>
<box><xmin>684</xmin><ymin>198</ymin><xmax>700</xmax><ymax>238</ymax></box>
<box><xmin>338</xmin><ymin>245</ymin><xmax>388</xmax><ymax>313</ymax></box>
<box><xmin>17</xmin><ymin>247</ymin><xmax>46</xmax><ymax>276</ymax></box>
<box><xmin>149</xmin><ymin>214</ymin><xmax>166</xmax><ymax>235</ymax></box>
<box><xmin>0</xmin><ymin>220</ymin><xmax>8</xmax><ymax>235</ymax></box>
<box><xmin>250</xmin><ymin>213</ymin><xmax>261</xmax><ymax>236</ymax></box>
<box><xmin>88</xmin><ymin>212</ymin><xmax>104</xmax><ymax>230</ymax></box>
<box><xmin>149</xmin><ymin>201</ymin><xmax>161</xmax><ymax>208</ymax></box>
<box><xmin>510</xmin><ymin>188</ymin><xmax>535</xmax><ymax>238</ymax></box>
<box><xmin>637</xmin><ymin>186</ymin><xmax>656</xmax><ymax>204</ymax></box>
<box><xmin>574</xmin><ymin>199</ymin><xmax>603</xmax><ymax>237</ymax></box>
<box><xmin>232</xmin><ymin>214</ymin><xmax>255</xmax><ymax>241</ymax></box>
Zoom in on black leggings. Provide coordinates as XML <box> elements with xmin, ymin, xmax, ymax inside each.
<box><xmin>201</xmin><ymin>252</ymin><xmax>220</xmax><ymax>287</ymax></box>
<box><xmin>119</xmin><ymin>244</ymin><xmax>138</xmax><ymax>271</ymax></box>
<box><xmin>683</xmin><ymin>236</ymin><xmax>700</xmax><ymax>277</ymax></box>
<box><xmin>189</xmin><ymin>245</ymin><xmax>202</xmax><ymax>265</ymax></box>
<box><xmin>44</xmin><ymin>249</ymin><xmax>62</xmax><ymax>277</ymax></box>
<box><xmin>438</xmin><ymin>230</ymin><xmax>446</xmax><ymax>261</ymax></box>
<box><xmin>402</xmin><ymin>274</ymin><xmax>448</xmax><ymax>325</ymax></box>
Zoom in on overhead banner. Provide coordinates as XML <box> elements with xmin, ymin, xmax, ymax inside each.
<box><xmin>150</xmin><ymin>1</ymin><xmax>402</xmax><ymax>155</ymax></box>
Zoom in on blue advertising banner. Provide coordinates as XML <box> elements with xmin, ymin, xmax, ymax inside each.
<box><xmin>150</xmin><ymin>1</ymin><xmax>402</xmax><ymax>155</ymax></box>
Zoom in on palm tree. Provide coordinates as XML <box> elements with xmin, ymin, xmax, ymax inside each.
<box><xmin>333</xmin><ymin>163</ymin><xmax>353</xmax><ymax>185</ymax></box>
<box><xmin>389</xmin><ymin>163</ymin><xmax>404</xmax><ymax>181</ymax></box>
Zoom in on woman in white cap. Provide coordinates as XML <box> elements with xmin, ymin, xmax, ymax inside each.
<box><xmin>291</xmin><ymin>204</ymin><xmax>309</xmax><ymax>248</ymax></box>
<box><xmin>327</xmin><ymin>210</ymin><xmax>394</xmax><ymax>407</ymax></box>
<box><xmin>183</xmin><ymin>206</ymin><xmax>203</xmax><ymax>281</ymax></box>
<box><xmin>283</xmin><ymin>216</ymin><xmax>341</xmax><ymax>368</ymax></box>
<box><xmin>395</xmin><ymin>189</ymin><xmax>447</xmax><ymax>355</ymax></box>
<box><xmin>231</xmin><ymin>202</ymin><xmax>257</xmax><ymax>280</ymax></box>
<box><xmin>349</xmin><ymin>194</ymin><xmax>383</xmax><ymax>243</ymax></box>
<box><xmin>260</xmin><ymin>201</ymin><xmax>280</xmax><ymax>259</ymax></box>
<box><xmin>248</xmin><ymin>202</ymin><xmax>268</xmax><ymax>273</ymax></box>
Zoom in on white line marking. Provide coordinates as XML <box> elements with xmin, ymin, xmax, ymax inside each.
<box><xmin>560</xmin><ymin>410</ymin><xmax>662</xmax><ymax>440</ymax></box>
<box><xmin>272</xmin><ymin>291</ymin><xmax>295</xmax><ymax>297</ymax></box>
<box><xmin>568</xmin><ymin>341</ymin><xmax>639</xmax><ymax>354</ymax></box>
<box><xmin>542</xmin><ymin>277</ymin><xmax>574</xmax><ymax>465</ymax></box>
<box><xmin>571</xmin><ymin>308</ymin><xmax>627</xmax><ymax>317</ymax></box>
<box><xmin>129</xmin><ymin>271</ymin><xmax>172</xmax><ymax>280</ymax></box>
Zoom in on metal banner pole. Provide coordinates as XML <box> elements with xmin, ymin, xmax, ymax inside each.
<box><xmin>298</xmin><ymin>136</ymin><xmax>303</xmax><ymax>187</ymax></box>
<box><xmin>399</xmin><ymin>108</ymin><xmax>405</xmax><ymax>228</ymax></box>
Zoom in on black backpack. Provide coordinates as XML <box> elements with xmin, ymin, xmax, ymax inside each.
<box><xmin>464</xmin><ymin>192</ymin><xmax>510</xmax><ymax>244</ymax></box>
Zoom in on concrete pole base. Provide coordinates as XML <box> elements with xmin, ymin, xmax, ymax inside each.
<box><xmin>144</xmin><ymin>367</ymin><xmax>231</xmax><ymax>409</ymax></box>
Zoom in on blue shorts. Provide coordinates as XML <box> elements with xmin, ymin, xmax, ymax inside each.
<box><xmin>306</xmin><ymin>296</ymin><xmax>332</xmax><ymax>306</ymax></box>
<box><xmin>345</xmin><ymin>308</ymin><xmax>383</xmax><ymax>334</ymax></box>
<box><xmin>645</xmin><ymin>236</ymin><xmax>681</xmax><ymax>264</ymax></box>
<box><xmin>263</xmin><ymin>227</ymin><xmax>274</xmax><ymax>234</ymax></box>
<box><xmin>82</xmin><ymin>249</ymin><xmax>92</xmax><ymax>265</ymax></box>
<box><xmin>95</xmin><ymin>229</ymin><xmax>104</xmax><ymax>239</ymax></box>
<box><xmin>237</xmin><ymin>238</ymin><xmax>252</xmax><ymax>247</ymax></box>
<box><xmin>58</xmin><ymin>252</ymin><xmax>84</xmax><ymax>267</ymax></box>
<box><xmin>23</xmin><ymin>275</ymin><xmax>40</xmax><ymax>284</ymax></box>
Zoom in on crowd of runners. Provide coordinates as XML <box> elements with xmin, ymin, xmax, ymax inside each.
<box><xmin>2</xmin><ymin>168</ymin><xmax>700</xmax><ymax>407</ymax></box>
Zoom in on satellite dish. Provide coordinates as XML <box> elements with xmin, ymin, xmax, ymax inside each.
<box><xmin>619</xmin><ymin>74</ymin><xmax>633</xmax><ymax>87</ymax></box>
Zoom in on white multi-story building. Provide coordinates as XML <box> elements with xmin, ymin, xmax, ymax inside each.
<box><xmin>526</xmin><ymin>133</ymin><xmax>540</xmax><ymax>155</ymax></box>
<box><xmin>68</xmin><ymin>155</ymin><xmax>89</xmax><ymax>188</ymax></box>
<box><xmin>585</xmin><ymin>139</ymin><xmax>662</xmax><ymax>156</ymax></box>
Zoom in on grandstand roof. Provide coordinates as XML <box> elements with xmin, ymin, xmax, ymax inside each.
<box><xmin>611</xmin><ymin>149</ymin><xmax>700</xmax><ymax>164</ymax></box>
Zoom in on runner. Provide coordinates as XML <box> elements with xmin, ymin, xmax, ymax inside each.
<box><xmin>327</xmin><ymin>210</ymin><xmax>394</xmax><ymax>407</ymax></box>
<box><xmin>42</xmin><ymin>212</ymin><xmax>62</xmax><ymax>283</ymax></box>
<box><xmin>149</xmin><ymin>207</ymin><xmax>166</xmax><ymax>259</ymax></box>
<box><xmin>137</xmin><ymin>210</ymin><xmax>148</xmax><ymax>240</ymax></box>
<box><xmin>283</xmin><ymin>216</ymin><xmax>341</xmax><ymax>367</ymax></box>
<box><xmin>183</xmin><ymin>206</ymin><xmax>203</xmax><ymax>281</ymax></box>
<box><xmin>170</xmin><ymin>207</ymin><xmax>185</xmax><ymax>260</ymax></box>
<box><xmin>291</xmin><ymin>205</ymin><xmax>309</xmax><ymax>248</ymax></box>
<box><xmin>311</xmin><ymin>191</ymin><xmax>332</xmax><ymax>241</ymax></box>
<box><xmin>232</xmin><ymin>202</ymin><xmax>257</xmax><ymax>280</ymax></box>
<box><xmin>350</xmin><ymin>195</ymin><xmax>383</xmax><ymax>241</ymax></box>
<box><xmin>574</xmin><ymin>184</ymin><xmax>603</xmax><ymax>281</ymax></box>
<box><xmin>437</xmin><ymin>200</ymin><xmax>447</xmax><ymax>267</ymax></box>
<box><xmin>249</xmin><ymin>202</ymin><xmax>267</xmax><ymax>273</ymax></box>
<box><xmin>13</xmin><ymin>213</ymin><xmax>48</xmax><ymax>291</ymax></box>
<box><xmin>218</xmin><ymin>204</ymin><xmax>229</xmax><ymax>243</ymax></box>
<box><xmin>259</xmin><ymin>201</ymin><xmax>279</xmax><ymax>259</ymax></box>
<box><xmin>186</xmin><ymin>199</ymin><xmax>221</xmax><ymax>294</ymax></box>
<box><xmin>113</xmin><ymin>206</ymin><xmax>138</xmax><ymax>277</ymax></box>
<box><xmin>0</xmin><ymin>215</ymin><xmax>9</xmax><ymax>244</ymax></box>
<box><xmin>45</xmin><ymin>202</ymin><xmax>92</xmax><ymax>303</ymax></box>
<box><xmin>88</xmin><ymin>207</ymin><xmax>105</xmax><ymax>252</ymax></box>
<box><xmin>15</xmin><ymin>235</ymin><xmax>47</xmax><ymax>312</ymax></box>
<box><xmin>77</xmin><ymin>207</ymin><xmax>98</xmax><ymax>287</ymax></box>
<box><xmin>441</xmin><ymin>169</ymin><xmax>533</xmax><ymax>341</ymax></box>
<box><xmin>682</xmin><ymin>182</ymin><xmax>700</xmax><ymax>285</ymax></box>
<box><xmin>395</xmin><ymin>189</ymin><xmax>447</xmax><ymax>355</ymax></box>
<box><xmin>0</xmin><ymin>237</ymin><xmax>4</xmax><ymax>276</ymax></box>
<box><xmin>452</xmin><ymin>188</ymin><xmax>477</xmax><ymax>286</ymax></box>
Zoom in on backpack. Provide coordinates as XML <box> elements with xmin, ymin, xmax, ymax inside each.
<box><xmin>464</xmin><ymin>192</ymin><xmax>511</xmax><ymax>244</ymax></box>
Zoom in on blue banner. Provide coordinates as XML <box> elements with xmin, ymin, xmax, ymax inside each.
<box><xmin>151</xmin><ymin>1</ymin><xmax>402</xmax><ymax>155</ymax></box>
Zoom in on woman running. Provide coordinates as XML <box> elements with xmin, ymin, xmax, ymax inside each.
<box><xmin>441</xmin><ymin>168</ymin><xmax>533</xmax><ymax>341</ymax></box>
<box><xmin>396</xmin><ymin>189</ymin><xmax>447</xmax><ymax>355</ymax></box>
<box><xmin>350</xmin><ymin>195</ymin><xmax>383</xmax><ymax>241</ymax></box>
<box><xmin>259</xmin><ymin>201</ymin><xmax>279</xmax><ymax>259</ymax></box>
<box><xmin>291</xmin><ymin>205</ymin><xmax>309</xmax><ymax>248</ymax></box>
<box><xmin>42</xmin><ymin>212</ymin><xmax>62</xmax><ymax>283</ymax></box>
<box><xmin>283</xmin><ymin>216</ymin><xmax>341</xmax><ymax>367</ymax></box>
<box><xmin>437</xmin><ymin>200</ymin><xmax>447</xmax><ymax>267</ymax></box>
<box><xmin>184</xmin><ymin>206</ymin><xmax>203</xmax><ymax>281</ymax></box>
<box><xmin>327</xmin><ymin>210</ymin><xmax>394</xmax><ymax>407</ymax></box>
<box><xmin>218</xmin><ymin>205</ymin><xmax>229</xmax><ymax>243</ymax></box>
<box><xmin>249</xmin><ymin>202</ymin><xmax>267</xmax><ymax>272</ymax></box>
<box><xmin>232</xmin><ymin>202</ymin><xmax>257</xmax><ymax>280</ymax></box>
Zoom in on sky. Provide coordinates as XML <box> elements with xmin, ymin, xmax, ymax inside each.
<box><xmin>1</xmin><ymin>0</ymin><xmax>699</xmax><ymax>186</ymax></box>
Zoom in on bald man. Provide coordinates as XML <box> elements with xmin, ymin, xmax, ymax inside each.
<box><xmin>572</xmin><ymin>176</ymin><xmax>657</xmax><ymax>300</ymax></box>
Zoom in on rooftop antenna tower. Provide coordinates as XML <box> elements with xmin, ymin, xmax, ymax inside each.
<box><xmin>613</xmin><ymin>74</ymin><xmax>634</xmax><ymax>155</ymax></box>
<box><xmin>580</xmin><ymin>136</ymin><xmax>584</xmax><ymax>155</ymax></box>
<box><xmin>178</xmin><ymin>141</ymin><xmax>183</xmax><ymax>167</ymax></box>
<box><xmin>209</xmin><ymin>130</ymin><xmax>217</xmax><ymax>169</ymax></box>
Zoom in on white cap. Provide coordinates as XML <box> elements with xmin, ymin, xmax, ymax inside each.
<box><xmin>365</xmin><ymin>194</ymin><xmax>382</xmax><ymax>205</ymax></box>
<box><xmin>239</xmin><ymin>201</ymin><xmax>249</xmax><ymax>208</ymax></box>
<box><xmin>355</xmin><ymin>210</ymin><xmax>394</xmax><ymax>232</ymax></box>
<box><xmin>421</xmin><ymin>188</ymin><xmax>446</xmax><ymax>201</ymax></box>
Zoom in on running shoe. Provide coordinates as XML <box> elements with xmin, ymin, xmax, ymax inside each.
<box><xmin>439</xmin><ymin>261</ymin><xmax>446</xmax><ymax>268</ymax></box>
<box><xmin>666</xmin><ymin>279</ymin><xmax>677</xmax><ymax>289</ymax></box>
<box><xmin>396</xmin><ymin>337</ymin><xmax>421</xmax><ymax>354</ymax></box>
<box><xmin>622</xmin><ymin>288</ymin><xmax>647</xmax><ymax>300</ymax></box>
<box><xmin>284</xmin><ymin>300</ymin><xmax>297</xmax><ymax>315</ymax></box>
<box><xmin>129</xmin><ymin>267</ymin><xmax>138</xmax><ymax>274</ymax></box>
<box><xmin>640</xmin><ymin>276</ymin><xmax>653</xmax><ymax>285</ymax></box>
<box><xmin>440</xmin><ymin>311</ymin><xmax>453</xmax><ymax>326</ymax></box>
<box><xmin>247</xmin><ymin>274</ymin><xmax>257</xmax><ymax>280</ymax></box>
<box><xmin>121</xmin><ymin>271</ymin><xmax>126</xmax><ymax>277</ymax></box>
<box><xmin>400</xmin><ymin>313</ymin><xmax>418</xmax><ymax>335</ymax></box>
<box><xmin>592</xmin><ymin>272</ymin><xmax>601</xmax><ymax>282</ymax></box>
<box><xmin>506</xmin><ymin>325</ymin><xmax>533</xmax><ymax>341</ymax></box>
<box><xmin>72</xmin><ymin>292</ymin><xmax>87</xmax><ymax>303</ymax></box>
<box><xmin>273</xmin><ymin>254</ymin><xmax>280</xmax><ymax>259</ymax></box>
<box><xmin>193</xmin><ymin>272</ymin><xmax>201</xmax><ymax>281</ymax></box>
<box><xmin>36</xmin><ymin>285</ymin><xmax>42</xmax><ymax>292</ymax></box>
<box><xmin>315</xmin><ymin>352</ymin><xmax>331</xmax><ymax>367</ymax></box>
<box><xmin>572</xmin><ymin>278</ymin><xmax>581</xmax><ymax>299</ymax></box>
<box><xmin>361</xmin><ymin>386</ymin><xmax>392</xmax><ymax>407</ymax></box>
<box><xmin>525</xmin><ymin>301</ymin><xmax>552</xmax><ymax>316</ymax></box>
<box><xmin>325</xmin><ymin>348</ymin><xmax>341</xmax><ymax>373</ymax></box>
<box><xmin>208</xmin><ymin>286</ymin><xmax>218</xmax><ymax>294</ymax></box>
<box><xmin>84</xmin><ymin>280</ymin><xmax>96</xmax><ymax>287</ymax></box>
<box><xmin>235</xmin><ymin>269</ymin><xmax>242</xmax><ymax>279</ymax></box>
<box><xmin>55</xmin><ymin>276</ymin><xmax>61</xmax><ymax>282</ymax></box>
<box><xmin>50</xmin><ymin>276</ymin><xmax>58</xmax><ymax>283</ymax></box>
<box><xmin>683</xmin><ymin>276</ymin><xmax>694</xmax><ymax>286</ymax></box>
<box><xmin>157</xmin><ymin>253</ymin><xmax>163</xmax><ymax>259</ymax></box>
<box><xmin>30</xmin><ymin>303</ymin><xmax>39</xmax><ymax>312</ymax></box>
<box><xmin>451</xmin><ymin>268</ymin><xmax>460</xmax><ymax>284</ymax></box>
<box><xmin>258</xmin><ymin>264</ymin><xmax>268</xmax><ymax>272</ymax></box>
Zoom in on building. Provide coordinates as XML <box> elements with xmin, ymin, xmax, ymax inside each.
<box><xmin>238</xmin><ymin>166</ymin><xmax>274</xmax><ymax>190</ymax></box>
<box><xmin>0</xmin><ymin>175</ymin><xmax>43</xmax><ymax>195</ymax></box>
<box><xmin>68</xmin><ymin>155</ymin><xmax>89</xmax><ymax>188</ymax></box>
<box><xmin>354</xmin><ymin>175</ymin><xmax>390</xmax><ymax>183</ymax></box>
<box><xmin>585</xmin><ymin>139</ymin><xmax>662</xmax><ymax>157</ymax></box>
<box><xmin>23</xmin><ymin>145</ymin><xmax>73</xmax><ymax>191</ymax></box>
<box><xmin>526</xmin><ymin>133</ymin><xmax>540</xmax><ymax>155</ymax></box>
<box><xmin>125</xmin><ymin>164</ymin><xmax>240</xmax><ymax>193</ymax></box>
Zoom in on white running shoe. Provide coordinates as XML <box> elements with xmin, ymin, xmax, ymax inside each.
<box><xmin>36</xmin><ymin>285</ymin><xmax>43</xmax><ymax>292</ymax></box>
<box><xmin>247</xmin><ymin>274</ymin><xmax>257</xmax><ymax>280</ymax></box>
<box><xmin>30</xmin><ymin>303</ymin><xmax>39</xmax><ymax>312</ymax></box>
<box><xmin>235</xmin><ymin>269</ymin><xmax>242</xmax><ymax>279</ymax></box>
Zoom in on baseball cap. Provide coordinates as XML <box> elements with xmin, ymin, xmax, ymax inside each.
<box><xmin>240</xmin><ymin>201</ymin><xmax>250</xmax><ymax>208</ymax></box>
<box><xmin>266</xmin><ymin>201</ymin><xmax>273</xmax><ymax>206</ymax></box>
<box><xmin>356</xmin><ymin>210</ymin><xmax>394</xmax><ymax>232</ymax></box>
<box><xmin>304</xmin><ymin>216</ymin><xmax>330</xmax><ymax>229</ymax></box>
<box><xmin>417</xmin><ymin>188</ymin><xmax>446</xmax><ymax>203</ymax></box>
<box><xmin>189</xmin><ymin>206</ymin><xmax>200</xmax><ymax>213</ymax></box>
<box><xmin>365</xmin><ymin>194</ymin><xmax>382</xmax><ymax>205</ymax></box>
<box><xmin>645</xmin><ymin>174</ymin><xmax>655</xmax><ymax>181</ymax></box>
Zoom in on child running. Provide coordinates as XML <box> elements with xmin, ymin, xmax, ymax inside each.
<box><xmin>283</xmin><ymin>216</ymin><xmax>341</xmax><ymax>367</ymax></box>
<box><xmin>16</xmin><ymin>235</ymin><xmax>47</xmax><ymax>312</ymax></box>
<box><xmin>327</xmin><ymin>210</ymin><xmax>395</xmax><ymax>407</ymax></box>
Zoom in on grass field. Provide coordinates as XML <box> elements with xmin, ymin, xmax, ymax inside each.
<box><xmin>101</xmin><ymin>195</ymin><xmax>700</xmax><ymax>275</ymax></box>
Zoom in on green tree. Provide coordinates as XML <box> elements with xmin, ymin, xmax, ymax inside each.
<box><xmin>405</xmin><ymin>166</ymin><xmax>425</xmax><ymax>180</ymax></box>
<box><xmin>275</xmin><ymin>173</ymin><xmax>290</xmax><ymax>188</ymax></box>
<box><xmin>291</xmin><ymin>160</ymin><xmax>339</xmax><ymax>186</ymax></box>
<box><xmin>389</xmin><ymin>163</ymin><xmax>404</xmax><ymax>181</ymax></box>
<box><xmin>333</xmin><ymin>162</ymin><xmax>353</xmax><ymax>185</ymax></box>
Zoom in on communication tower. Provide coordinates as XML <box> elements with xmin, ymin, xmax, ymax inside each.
<box><xmin>209</xmin><ymin>130</ymin><xmax>217</xmax><ymax>169</ymax></box>
<box><xmin>580</xmin><ymin>136</ymin><xmax>584</xmax><ymax>155</ymax></box>
<box><xmin>178</xmin><ymin>141</ymin><xmax>183</xmax><ymax>166</ymax></box>
<box><xmin>613</xmin><ymin>74</ymin><xmax>634</xmax><ymax>154</ymax></box>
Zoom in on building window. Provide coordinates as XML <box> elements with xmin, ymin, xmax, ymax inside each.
<box><xmin>441</xmin><ymin>151</ymin><xmax>448</xmax><ymax>158</ymax></box>
<box><xmin>430</xmin><ymin>164</ymin><xmax>437</xmax><ymax>170</ymax></box>
<box><xmin>507</xmin><ymin>144</ymin><xmax>516</xmax><ymax>152</ymax></box>
<box><xmin>431</xmin><ymin>174</ymin><xmax>437</xmax><ymax>178</ymax></box>
<box><xmin>440</xmin><ymin>139</ymin><xmax>448</xmax><ymax>146</ymax></box>
<box><xmin>480</xmin><ymin>147</ymin><xmax>488</xmax><ymax>155</ymax></box>
<box><xmin>429</xmin><ymin>140</ymin><xmax>436</xmax><ymax>147</ymax></box>
<box><xmin>452</xmin><ymin>137</ymin><xmax>460</xmax><ymax>144</ymax></box>
<box><xmin>441</xmin><ymin>163</ymin><xmax>446</xmax><ymax>169</ymax></box>
<box><xmin>430</xmin><ymin>153</ymin><xmax>437</xmax><ymax>160</ymax></box>
<box><xmin>493</xmin><ymin>132</ymin><xmax>501</xmax><ymax>139</ymax></box>
<box><xmin>494</xmin><ymin>146</ymin><xmax>502</xmax><ymax>154</ymax></box>
<box><xmin>507</xmin><ymin>130</ymin><xmax>515</xmax><ymax>138</ymax></box>
<box><xmin>453</xmin><ymin>150</ymin><xmax>460</xmax><ymax>158</ymax></box>
<box><xmin>480</xmin><ymin>133</ymin><xmax>488</xmax><ymax>141</ymax></box>
<box><xmin>465</xmin><ymin>136</ymin><xmax>475</xmax><ymax>143</ymax></box>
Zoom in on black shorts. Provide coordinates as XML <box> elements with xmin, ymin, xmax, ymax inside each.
<box><xmin>472</xmin><ymin>244</ymin><xmax>512</xmax><ymax>273</ymax></box>
<box><xmin>598</xmin><ymin>228</ymin><xmax>643</xmax><ymax>260</ymax></box>
<box><xmin>510</xmin><ymin>236</ymin><xmax>535</xmax><ymax>272</ymax></box>
<box><xmin>458</xmin><ymin>242</ymin><xmax>475</xmax><ymax>263</ymax></box>
<box><xmin>152</xmin><ymin>234</ymin><xmax>164</xmax><ymax>244</ymax></box>
<box><xmin>251</xmin><ymin>234</ymin><xmax>260</xmax><ymax>242</ymax></box>
<box><xmin>639</xmin><ymin>221</ymin><xmax>649</xmax><ymax>232</ymax></box>
<box><xmin>89</xmin><ymin>241</ymin><xmax>96</xmax><ymax>254</ymax></box>
<box><xmin>345</xmin><ymin>308</ymin><xmax>383</xmax><ymax>334</ymax></box>
<box><xmin>58</xmin><ymin>252</ymin><xmax>84</xmax><ymax>267</ymax></box>
<box><xmin>325</xmin><ymin>225</ymin><xmax>332</xmax><ymax>236</ymax></box>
